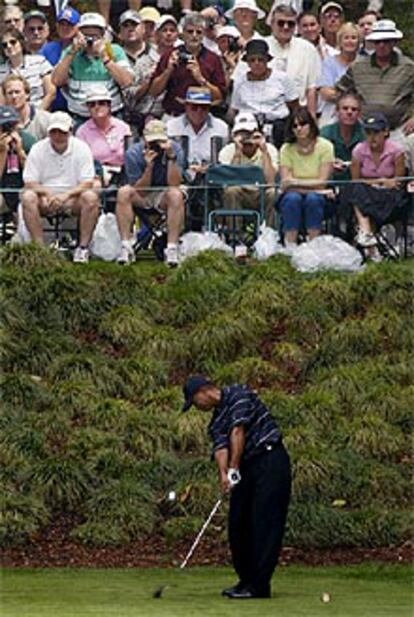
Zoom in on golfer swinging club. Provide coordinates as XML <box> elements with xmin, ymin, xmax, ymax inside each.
<box><xmin>182</xmin><ymin>375</ymin><xmax>292</xmax><ymax>599</ymax></box>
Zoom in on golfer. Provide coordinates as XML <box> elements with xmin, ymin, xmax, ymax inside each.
<box><xmin>182</xmin><ymin>375</ymin><xmax>291</xmax><ymax>599</ymax></box>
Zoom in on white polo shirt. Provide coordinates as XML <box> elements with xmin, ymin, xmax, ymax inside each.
<box><xmin>231</xmin><ymin>68</ymin><xmax>298</xmax><ymax>120</ymax></box>
<box><xmin>23</xmin><ymin>136</ymin><xmax>95</xmax><ymax>194</ymax></box>
<box><xmin>167</xmin><ymin>113</ymin><xmax>229</xmax><ymax>164</ymax></box>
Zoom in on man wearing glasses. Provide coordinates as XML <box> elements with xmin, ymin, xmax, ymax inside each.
<box><xmin>149</xmin><ymin>12</ymin><xmax>226</xmax><ymax>118</ymax></box>
<box><xmin>265</xmin><ymin>3</ymin><xmax>321</xmax><ymax>118</ymax></box>
<box><xmin>23</xmin><ymin>10</ymin><xmax>50</xmax><ymax>55</ymax></box>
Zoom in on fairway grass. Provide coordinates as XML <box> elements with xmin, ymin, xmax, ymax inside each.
<box><xmin>1</xmin><ymin>564</ymin><xmax>412</xmax><ymax>617</ymax></box>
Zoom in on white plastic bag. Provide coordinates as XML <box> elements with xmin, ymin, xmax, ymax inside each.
<box><xmin>253</xmin><ymin>222</ymin><xmax>285</xmax><ymax>261</ymax></box>
<box><xmin>179</xmin><ymin>231</ymin><xmax>233</xmax><ymax>261</ymax></box>
<box><xmin>90</xmin><ymin>213</ymin><xmax>122</xmax><ymax>261</ymax></box>
<box><xmin>291</xmin><ymin>235</ymin><xmax>363</xmax><ymax>273</ymax></box>
<box><xmin>16</xmin><ymin>202</ymin><xmax>31</xmax><ymax>243</ymax></box>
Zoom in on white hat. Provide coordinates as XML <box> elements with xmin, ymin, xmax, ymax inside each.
<box><xmin>143</xmin><ymin>119</ymin><xmax>168</xmax><ymax>142</ymax></box>
<box><xmin>86</xmin><ymin>86</ymin><xmax>112</xmax><ymax>104</ymax></box>
<box><xmin>155</xmin><ymin>14</ymin><xmax>177</xmax><ymax>32</ymax></box>
<box><xmin>225</xmin><ymin>0</ymin><xmax>265</xmax><ymax>21</ymax></box>
<box><xmin>232</xmin><ymin>112</ymin><xmax>258</xmax><ymax>134</ymax></box>
<box><xmin>319</xmin><ymin>2</ymin><xmax>344</xmax><ymax>15</ymax></box>
<box><xmin>79</xmin><ymin>12</ymin><xmax>107</xmax><ymax>30</ymax></box>
<box><xmin>216</xmin><ymin>25</ymin><xmax>241</xmax><ymax>39</ymax></box>
<box><xmin>119</xmin><ymin>9</ymin><xmax>141</xmax><ymax>26</ymax></box>
<box><xmin>365</xmin><ymin>19</ymin><xmax>403</xmax><ymax>41</ymax></box>
<box><xmin>48</xmin><ymin>112</ymin><xmax>73</xmax><ymax>133</ymax></box>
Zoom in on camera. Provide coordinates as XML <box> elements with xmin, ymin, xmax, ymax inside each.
<box><xmin>178</xmin><ymin>50</ymin><xmax>193</xmax><ymax>66</ymax></box>
<box><xmin>149</xmin><ymin>141</ymin><xmax>163</xmax><ymax>156</ymax></box>
<box><xmin>0</xmin><ymin>122</ymin><xmax>16</xmax><ymax>134</ymax></box>
<box><xmin>85</xmin><ymin>36</ymin><xmax>95</xmax><ymax>47</ymax></box>
<box><xmin>206</xmin><ymin>17</ymin><xmax>217</xmax><ymax>29</ymax></box>
<box><xmin>228</xmin><ymin>37</ymin><xmax>241</xmax><ymax>54</ymax></box>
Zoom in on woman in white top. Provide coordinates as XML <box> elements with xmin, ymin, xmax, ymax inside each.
<box><xmin>231</xmin><ymin>39</ymin><xmax>299</xmax><ymax>148</ymax></box>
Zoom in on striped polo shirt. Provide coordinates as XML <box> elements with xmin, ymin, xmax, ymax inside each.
<box><xmin>0</xmin><ymin>55</ymin><xmax>52</xmax><ymax>107</ymax></box>
<box><xmin>208</xmin><ymin>385</ymin><xmax>282</xmax><ymax>461</ymax></box>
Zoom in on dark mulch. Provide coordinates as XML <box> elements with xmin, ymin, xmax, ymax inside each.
<box><xmin>1</xmin><ymin>515</ymin><xmax>412</xmax><ymax>568</ymax></box>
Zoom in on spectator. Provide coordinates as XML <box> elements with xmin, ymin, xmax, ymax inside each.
<box><xmin>115</xmin><ymin>119</ymin><xmax>186</xmax><ymax>266</ymax></box>
<box><xmin>335</xmin><ymin>20</ymin><xmax>414</xmax><ymax>143</ymax></box>
<box><xmin>76</xmin><ymin>87</ymin><xmax>132</xmax><ymax>172</ymax></box>
<box><xmin>278</xmin><ymin>107</ymin><xmax>334</xmax><ymax>247</ymax></box>
<box><xmin>149</xmin><ymin>12</ymin><xmax>226</xmax><ymax>118</ymax></box>
<box><xmin>3</xmin><ymin>5</ymin><xmax>24</xmax><ymax>32</ymax></box>
<box><xmin>41</xmin><ymin>6</ymin><xmax>81</xmax><ymax>112</ymax></box>
<box><xmin>320</xmin><ymin>91</ymin><xmax>365</xmax><ymax>181</ymax></box>
<box><xmin>216</xmin><ymin>25</ymin><xmax>243</xmax><ymax>85</ymax></box>
<box><xmin>201</xmin><ymin>5</ymin><xmax>225</xmax><ymax>55</ymax></box>
<box><xmin>218</xmin><ymin>112</ymin><xmax>278</xmax><ymax>224</ymax></box>
<box><xmin>231</xmin><ymin>39</ymin><xmax>298</xmax><ymax>149</ymax></box>
<box><xmin>265</xmin><ymin>3</ymin><xmax>321</xmax><ymax>117</ymax></box>
<box><xmin>0</xmin><ymin>104</ymin><xmax>35</xmax><ymax>215</ymax></box>
<box><xmin>155</xmin><ymin>15</ymin><xmax>180</xmax><ymax>57</ymax></box>
<box><xmin>224</xmin><ymin>0</ymin><xmax>265</xmax><ymax>48</ymax></box>
<box><xmin>52</xmin><ymin>12</ymin><xmax>133</xmax><ymax>123</ymax></box>
<box><xmin>139</xmin><ymin>7</ymin><xmax>161</xmax><ymax>47</ymax></box>
<box><xmin>0</xmin><ymin>27</ymin><xmax>56</xmax><ymax>111</ymax></box>
<box><xmin>297</xmin><ymin>11</ymin><xmax>338</xmax><ymax>59</ymax></box>
<box><xmin>345</xmin><ymin>112</ymin><xmax>406</xmax><ymax>257</ymax></box>
<box><xmin>319</xmin><ymin>1</ymin><xmax>345</xmax><ymax>49</ymax></box>
<box><xmin>357</xmin><ymin>10</ymin><xmax>379</xmax><ymax>55</ymax></box>
<box><xmin>23</xmin><ymin>10</ymin><xmax>50</xmax><ymax>55</ymax></box>
<box><xmin>1</xmin><ymin>75</ymin><xmax>51</xmax><ymax>141</ymax></box>
<box><xmin>21</xmin><ymin>111</ymin><xmax>100</xmax><ymax>264</ymax></box>
<box><xmin>318</xmin><ymin>22</ymin><xmax>360</xmax><ymax>127</ymax></box>
<box><xmin>167</xmin><ymin>86</ymin><xmax>229</xmax><ymax>171</ymax></box>
<box><xmin>118</xmin><ymin>9</ymin><xmax>160</xmax><ymax>136</ymax></box>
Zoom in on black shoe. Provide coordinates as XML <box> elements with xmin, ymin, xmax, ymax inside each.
<box><xmin>221</xmin><ymin>582</ymin><xmax>244</xmax><ymax>597</ymax></box>
<box><xmin>227</xmin><ymin>586</ymin><xmax>270</xmax><ymax>600</ymax></box>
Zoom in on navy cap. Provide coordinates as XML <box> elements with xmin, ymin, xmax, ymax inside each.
<box><xmin>57</xmin><ymin>7</ymin><xmax>81</xmax><ymax>26</ymax></box>
<box><xmin>363</xmin><ymin>112</ymin><xmax>388</xmax><ymax>132</ymax></box>
<box><xmin>0</xmin><ymin>105</ymin><xmax>19</xmax><ymax>126</ymax></box>
<box><xmin>182</xmin><ymin>375</ymin><xmax>212</xmax><ymax>411</ymax></box>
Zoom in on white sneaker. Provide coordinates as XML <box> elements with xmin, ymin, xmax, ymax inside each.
<box><xmin>369</xmin><ymin>247</ymin><xmax>383</xmax><ymax>263</ymax></box>
<box><xmin>164</xmin><ymin>244</ymin><xmax>179</xmax><ymax>267</ymax></box>
<box><xmin>356</xmin><ymin>229</ymin><xmax>377</xmax><ymax>248</ymax></box>
<box><xmin>117</xmin><ymin>243</ymin><xmax>135</xmax><ymax>265</ymax></box>
<box><xmin>73</xmin><ymin>246</ymin><xmax>89</xmax><ymax>264</ymax></box>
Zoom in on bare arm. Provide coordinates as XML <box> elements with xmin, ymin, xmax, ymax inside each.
<box><xmin>214</xmin><ymin>448</ymin><xmax>230</xmax><ymax>493</ymax></box>
<box><xmin>40</xmin><ymin>74</ymin><xmax>56</xmax><ymax>110</ymax></box>
<box><xmin>281</xmin><ymin>161</ymin><xmax>333</xmax><ymax>192</ymax></box>
<box><xmin>306</xmin><ymin>87</ymin><xmax>318</xmax><ymax>118</ymax></box>
<box><xmin>319</xmin><ymin>86</ymin><xmax>337</xmax><ymax>103</ymax></box>
<box><xmin>52</xmin><ymin>47</ymin><xmax>78</xmax><ymax>87</ymax></box>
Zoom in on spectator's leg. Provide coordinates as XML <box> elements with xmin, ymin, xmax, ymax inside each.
<box><xmin>21</xmin><ymin>189</ymin><xmax>43</xmax><ymax>244</ymax></box>
<box><xmin>303</xmin><ymin>192</ymin><xmax>325</xmax><ymax>240</ymax></box>
<box><xmin>116</xmin><ymin>185</ymin><xmax>137</xmax><ymax>241</ymax></box>
<box><xmin>354</xmin><ymin>205</ymin><xmax>373</xmax><ymax>234</ymax></box>
<box><xmin>72</xmin><ymin>190</ymin><xmax>100</xmax><ymax>247</ymax></box>
<box><xmin>279</xmin><ymin>191</ymin><xmax>303</xmax><ymax>243</ymax></box>
<box><xmin>264</xmin><ymin>188</ymin><xmax>276</xmax><ymax>227</ymax></box>
<box><xmin>161</xmin><ymin>187</ymin><xmax>185</xmax><ymax>244</ymax></box>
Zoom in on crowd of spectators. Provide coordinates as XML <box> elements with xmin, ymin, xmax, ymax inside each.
<box><xmin>0</xmin><ymin>0</ymin><xmax>413</xmax><ymax>266</ymax></box>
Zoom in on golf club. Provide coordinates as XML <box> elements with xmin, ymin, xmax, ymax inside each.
<box><xmin>152</xmin><ymin>496</ymin><xmax>223</xmax><ymax>599</ymax></box>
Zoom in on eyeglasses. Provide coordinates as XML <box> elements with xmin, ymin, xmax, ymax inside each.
<box><xmin>276</xmin><ymin>19</ymin><xmax>296</xmax><ymax>29</ymax></box>
<box><xmin>2</xmin><ymin>39</ymin><xmax>19</xmax><ymax>49</ymax></box>
<box><xmin>292</xmin><ymin>121</ymin><xmax>309</xmax><ymax>129</ymax></box>
<box><xmin>88</xmin><ymin>100</ymin><xmax>109</xmax><ymax>107</ymax></box>
<box><xmin>28</xmin><ymin>26</ymin><xmax>45</xmax><ymax>33</ymax></box>
<box><xmin>184</xmin><ymin>28</ymin><xmax>203</xmax><ymax>35</ymax></box>
<box><xmin>121</xmin><ymin>20</ymin><xmax>141</xmax><ymax>28</ymax></box>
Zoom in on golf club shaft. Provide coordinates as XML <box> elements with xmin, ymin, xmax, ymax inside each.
<box><xmin>179</xmin><ymin>497</ymin><xmax>222</xmax><ymax>569</ymax></box>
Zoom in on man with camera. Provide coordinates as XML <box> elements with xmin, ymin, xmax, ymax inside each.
<box><xmin>218</xmin><ymin>112</ymin><xmax>278</xmax><ymax>223</ymax></box>
<box><xmin>149</xmin><ymin>12</ymin><xmax>226</xmax><ymax>118</ymax></box>
<box><xmin>115</xmin><ymin>119</ymin><xmax>186</xmax><ymax>266</ymax></box>
<box><xmin>52</xmin><ymin>12</ymin><xmax>133</xmax><ymax>123</ymax></box>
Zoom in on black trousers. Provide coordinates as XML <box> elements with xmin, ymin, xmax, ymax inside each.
<box><xmin>228</xmin><ymin>442</ymin><xmax>291</xmax><ymax>595</ymax></box>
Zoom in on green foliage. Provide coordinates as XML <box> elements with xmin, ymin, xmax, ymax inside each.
<box><xmin>0</xmin><ymin>488</ymin><xmax>49</xmax><ymax>546</ymax></box>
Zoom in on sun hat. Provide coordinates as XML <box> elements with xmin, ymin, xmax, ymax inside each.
<box><xmin>119</xmin><ymin>9</ymin><xmax>141</xmax><ymax>26</ymax></box>
<box><xmin>365</xmin><ymin>19</ymin><xmax>403</xmax><ymax>41</ymax></box>
<box><xmin>79</xmin><ymin>12</ymin><xmax>107</xmax><ymax>30</ymax></box>
<box><xmin>216</xmin><ymin>25</ymin><xmax>241</xmax><ymax>39</ymax></box>
<box><xmin>225</xmin><ymin>0</ymin><xmax>265</xmax><ymax>21</ymax></box>
<box><xmin>57</xmin><ymin>7</ymin><xmax>80</xmax><ymax>26</ymax></box>
<box><xmin>232</xmin><ymin>111</ymin><xmax>258</xmax><ymax>134</ymax></box>
<box><xmin>139</xmin><ymin>6</ymin><xmax>161</xmax><ymax>23</ymax></box>
<box><xmin>185</xmin><ymin>86</ymin><xmax>212</xmax><ymax>105</ymax></box>
<box><xmin>47</xmin><ymin>112</ymin><xmax>73</xmax><ymax>133</ymax></box>
<box><xmin>155</xmin><ymin>14</ymin><xmax>177</xmax><ymax>32</ymax></box>
<box><xmin>143</xmin><ymin>119</ymin><xmax>168</xmax><ymax>142</ymax></box>
<box><xmin>242</xmin><ymin>39</ymin><xmax>272</xmax><ymax>61</ymax></box>
<box><xmin>362</xmin><ymin>112</ymin><xmax>389</xmax><ymax>131</ymax></box>
<box><xmin>182</xmin><ymin>375</ymin><xmax>212</xmax><ymax>411</ymax></box>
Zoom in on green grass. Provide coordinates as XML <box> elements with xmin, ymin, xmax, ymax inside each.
<box><xmin>1</xmin><ymin>564</ymin><xmax>412</xmax><ymax>617</ymax></box>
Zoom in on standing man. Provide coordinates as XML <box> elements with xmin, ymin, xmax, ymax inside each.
<box><xmin>23</xmin><ymin>10</ymin><xmax>50</xmax><ymax>55</ymax></box>
<box><xmin>319</xmin><ymin>1</ymin><xmax>345</xmax><ymax>49</ymax></box>
<box><xmin>182</xmin><ymin>375</ymin><xmax>291</xmax><ymax>600</ymax></box>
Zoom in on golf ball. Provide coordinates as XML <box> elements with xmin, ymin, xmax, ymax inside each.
<box><xmin>321</xmin><ymin>592</ymin><xmax>331</xmax><ymax>603</ymax></box>
<box><xmin>168</xmin><ymin>491</ymin><xmax>176</xmax><ymax>502</ymax></box>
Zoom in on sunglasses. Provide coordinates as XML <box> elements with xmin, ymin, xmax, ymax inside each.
<box><xmin>185</xmin><ymin>28</ymin><xmax>203</xmax><ymax>35</ymax></box>
<box><xmin>2</xmin><ymin>39</ymin><xmax>19</xmax><ymax>48</ymax></box>
<box><xmin>88</xmin><ymin>100</ymin><xmax>109</xmax><ymax>107</ymax></box>
<box><xmin>277</xmin><ymin>19</ymin><xmax>296</xmax><ymax>29</ymax></box>
<box><xmin>292</xmin><ymin>121</ymin><xmax>309</xmax><ymax>129</ymax></box>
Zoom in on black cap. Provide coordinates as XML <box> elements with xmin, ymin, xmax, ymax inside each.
<box><xmin>242</xmin><ymin>39</ymin><xmax>273</xmax><ymax>62</ymax></box>
<box><xmin>363</xmin><ymin>112</ymin><xmax>388</xmax><ymax>132</ymax></box>
<box><xmin>0</xmin><ymin>105</ymin><xmax>19</xmax><ymax>126</ymax></box>
<box><xmin>182</xmin><ymin>375</ymin><xmax>212</xmax><ymax>412</ymax></box>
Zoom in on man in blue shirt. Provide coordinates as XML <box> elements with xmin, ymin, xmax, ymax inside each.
<box><xmin>182</xmin><ymin>375</ymin><xmax>292</xmax><ymax>600</ymax></box>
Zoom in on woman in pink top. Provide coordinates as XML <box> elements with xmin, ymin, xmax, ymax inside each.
<box><xmin>348</xmin><ymin>112</ymin><xmax>405</xmax><ymax>255</ymax></box>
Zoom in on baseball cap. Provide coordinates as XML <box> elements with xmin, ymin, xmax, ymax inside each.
<box><xmin>139</xmin><ymin>6</ymin><xmax>161</xmax><ymax>23</ymax></box>
<box><xmin>182</xmin><ymin>375</ymin><xmax>212</xmax><ymax>411</ymax></box>
<box><xmin>143</xmin><ymin>119</ymin><xmax>168</xmax><ymax>142</ymax></box>
<box><xmin>233</xmin><ymin>112</ymin><xmax>258</xmax><ymax>134</ymax></box>
<box><xmin>225</xmin><ymin>0</ymin><xmax>265</xmax><ymax>20</ymax></box>
<box><xmin>362</xmin><ymin>112</ymin><xmax>388</xmax><ymax>131</ymax></box>
<box><xmin>185</xmin><ymin>86</ymin><xmax>212</xmax><ymax>105</ymax></box>
<box><xmin>216</xmin><ymin>25</ymin><xmax>241</xmax><ymax>39</ymax></box>
<box><xmin>365</xmin><ymin>19</ymin><xmax>403</xmax><ymax>41</ymax></box>
<box><xmin>320</xmin><ymin>2</ymin><xmax>344</xmax><ymax>15</ymax></box>
<box><xmin>119</xmin><ymin>9</ymin><xmax>141</xmax><ymax>26</ymax></box>
<box><xmin>57</xmin><ymin>7</ymin><xmax>80</xmax><ymax>26</ymax></box>
<box><xmin>154</xmin><ymin>14</ymin><xmax>177</xmax><ymax>32</ymax></box>
<box><xmin>24</xmin><ymin>10</ymin><xmax>47</xmax><ymax>23</ymax></box>
<box><xmin>79</xmin><ymin>12</ymin><xmax>107</xmax><ymax>30</ymax></box>
<box><xmin>0</xmin><ymin>105</ymin><xmax>19</xmax><ymax>126</ymax></box>
<box><xmin>47</xmin><ymin>112</ymin><xmax>73</xmax><ymax>133</ymax></box>
<box><xmin>86</xmin><ymin>86</ymin><xmax>111</xmax><ymax>104</ymax></box>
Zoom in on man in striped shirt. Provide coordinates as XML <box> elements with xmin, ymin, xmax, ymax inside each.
<box><xmin>182</xmin><ymin>375</ymin><xmax>291</xmax><ymax>599</ymax></box>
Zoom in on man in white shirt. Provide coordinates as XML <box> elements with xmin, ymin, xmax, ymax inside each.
<box><xmin>265</xmin><ymin>3</ymin><xmax>321</xmax><ymax>117</ymax></box>
<box><xmin>21</xmin><ymin>112</ymin><xmax>100</xmax><ymax>263</ymax></box>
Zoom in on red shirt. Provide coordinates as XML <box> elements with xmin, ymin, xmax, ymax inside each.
<box><xmin>152</xmin><ymin>45</ymin><xmax>226</xmax><ymax>116</ymax></box>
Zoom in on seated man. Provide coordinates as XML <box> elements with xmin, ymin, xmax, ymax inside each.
<box><xmin>21</xmin><ymin>112</ymin><xmax>100</xmax><ymax>264</ymax></box>
<box><xmin>218</xmin><ymin>112</ymin><xmax>278</xmax><ymax>224</ymax></box>
<box><xmin>23</xmin><ymin>10</ymin><xmax>50</xmax><ymax>55</ymax></box>
<box><xmin>1</xmin><ymin>75</ymin><xmax>51</xmax><ymax>140</ymax></box>
<box><xmin>115</xmin><ymin>119</ymin><xmax>185</xmax><ymax>267</ymax></box>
